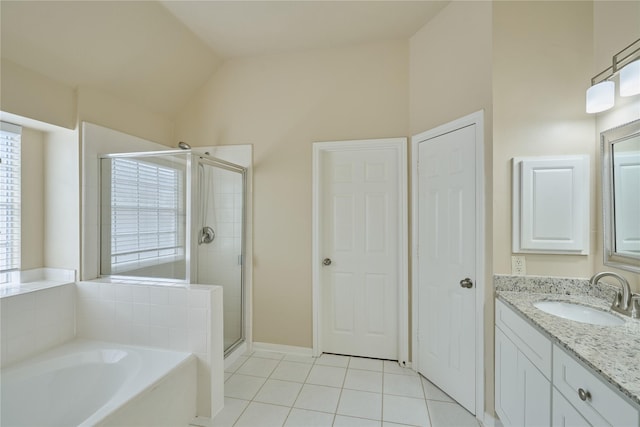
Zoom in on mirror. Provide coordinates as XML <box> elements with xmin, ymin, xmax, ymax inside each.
<box><xmin>601</xmin><ymin>118</ymin><xmax>640</xmax><ymax>273</ymax></box>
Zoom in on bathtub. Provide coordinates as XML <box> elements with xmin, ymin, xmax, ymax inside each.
<box><xmin>1</xmin><ymin>339</ymin><xmax>197</xmax><ymax>427</ymax></box>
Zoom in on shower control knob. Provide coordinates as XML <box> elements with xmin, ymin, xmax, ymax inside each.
<box><xmin>323</xmin><ymin>258</ymin><xmax>332</xmax><ymax>266</ymax></box>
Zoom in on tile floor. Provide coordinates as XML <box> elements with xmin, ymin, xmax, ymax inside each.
<box><xmin>200</xmin><ymin>350</ymin><xmax>480</xmax><ymax>427</ymax></box>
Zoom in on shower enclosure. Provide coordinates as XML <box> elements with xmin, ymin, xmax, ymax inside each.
<box><xmin>99</xmin><ymin>150</ymin><xmax>246</xmax><ymax>354</ymax></box>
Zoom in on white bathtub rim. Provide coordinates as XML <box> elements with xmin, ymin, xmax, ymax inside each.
<box><xmin>1</xmin><ymin>338</ymin><xmax>195</xmax><ymax>427</ymax></box>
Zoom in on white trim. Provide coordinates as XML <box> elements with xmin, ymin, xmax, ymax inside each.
<box><xmin>312</xmin><ymin>138</ymin><xmax>409</xmax><ymax>364</ymax></box>
<box><xmin>411</xmin><ymin>110</ymin><xmax>486</xmax><ymax>419</ymax></box>
<box><xmin>252</xmin><ymin>341</ymin><xmax>314</xmax><ymax>357</ymax></box>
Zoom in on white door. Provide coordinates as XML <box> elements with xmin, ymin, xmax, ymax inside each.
<box><xmin>416</xmin><ymin>124</ymin><xmax>477</xmax><ymax>412</ymax></box>
<box><xmin>316</xmin><ymin>139</ymin><xmax>406</xmax><ymax>360</ymax></box>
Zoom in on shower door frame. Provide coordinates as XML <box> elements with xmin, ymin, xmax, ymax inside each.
<box><xmin>98</xmin><ymin>149</ymin><xmax>249</xmax><ymax>356</ymax></box>
<box><xmin>191</xmin><ymin>154</ymin><xmax>248</xmax><ymax>356</ymax></box>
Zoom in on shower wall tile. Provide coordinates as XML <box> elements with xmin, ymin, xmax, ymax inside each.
<box><xmin>75</xmin><ymin>281</ymin><xmax>223</xmax><ymax>418</ymax></box>
<box><xmin>0</xmin><ymin>283</ymin><xmax>76</xmax><ymax>367</ymax></box>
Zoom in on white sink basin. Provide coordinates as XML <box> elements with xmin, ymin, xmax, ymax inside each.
<box><xmin>533</xmin><ymin>301</ymin><xmax>625</xmax><ymax>326</ymax></box>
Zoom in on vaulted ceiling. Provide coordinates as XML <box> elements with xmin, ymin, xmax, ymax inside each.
<box><xmin>0</xmin><ymin>1</ymin><xmax>447</xmax><ymax>117</ymax></box>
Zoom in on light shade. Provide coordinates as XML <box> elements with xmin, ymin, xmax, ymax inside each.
<box><xmin>620</xmin><ymin>60</ymin><xmax>640</xmax><ymax>97</ymax></box>
<box><xmin>586</xmin><ymin>81</ymin><xmax>615</xmax><ymax>113</ymax></box>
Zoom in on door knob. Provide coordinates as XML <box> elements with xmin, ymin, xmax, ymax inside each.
<box><xmin>323</xmin><ymin>258</ymin><xmax>332</xmax><ymax>266</ymax></box>
<box><xmin>460</xmin><ymin>278</ymin><xmax>473</xmax><ymax>288</ymax></box>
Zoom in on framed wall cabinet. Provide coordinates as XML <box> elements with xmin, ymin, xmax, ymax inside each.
<box><xmin>512</xmin><ymin>155</ymin><xmax>590</xmax><ymax>254</ymax></box>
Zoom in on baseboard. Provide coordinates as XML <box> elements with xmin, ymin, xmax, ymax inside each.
<box><xmin>252</xmin><ymin>341</ymin><xmax>313</xmax><ymax>357</ymax></box>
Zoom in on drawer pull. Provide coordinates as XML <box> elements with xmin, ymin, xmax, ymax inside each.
<box><xmin>578</xmin><ymin>388</ymin><xmax>591</xmax><ymax>401</ymax></box>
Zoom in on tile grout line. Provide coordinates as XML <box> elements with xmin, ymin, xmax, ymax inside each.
<box><xmin>283</xmin><ymin>352</ymin><xmax>319</xmax><ymax>426</ymax></box>
<box><xmin>228</xmin><ymin>353</ymin><xmax>255</xmax><ymax>426</ymax></box>
<box><xmin>230</xmin><ymin>352</ymin><xmax>282</xmax><ymax>426</ymax></box>
<box><xmin>419</xmin><ymin>372</ymin><xmax>434</xmax><ymax>427</ymax></box>
<box><xmin>381</xmin><ymin>361</ymin><xmax>386</xmax><ymax>425</ymax></box>
<box><xmin>331</xmin><ymin>355</ymin><xmax>351</xmax><ymax>425</ymax></box>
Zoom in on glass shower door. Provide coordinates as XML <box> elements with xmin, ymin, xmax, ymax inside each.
<box><xmin>195</xmin><ymin>157</ymin><xmax>245</xmax><ymax>354</ymax></box>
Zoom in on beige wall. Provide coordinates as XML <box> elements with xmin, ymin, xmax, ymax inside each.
<box><xmin>493</xmin><ymin>1</ymin><xmax>595</xmax><ymax>278</ymax></box>
<box><xmin>593</xmin><ymin>1</ymin><xmax>640</xmax><ymax>290</ymax></box>
<box><xmin>77</xmin><ymin>87</ymin><xmax>174</xmax><ymax>147</ymax></box>
<box><xmin>1</xmin><ymin>59</ymin><xmax>77</xmax><ymax>130</ymax></box>
<box><xmin>175</xmin><ymin>40</ymin><xmax>410</xmax><ymax>347</ymax></box>
<box><xmin>20</xmin><ymin>127</ymin><xmax>45</xmax><ymax>269</ymax></box>
<box><xmin>410</xmin><ymin>1</ymin><xmax>493</xmax><ymax>135</ymax></box>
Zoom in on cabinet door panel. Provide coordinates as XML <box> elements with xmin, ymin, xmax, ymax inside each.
<box><xmin>521</xmin><ymin>352</ymin><xmax>551</xmax><ymax>426</ymax></box>
<box><xmin>496</xmin><ymin>328</ymin><xmax>522</xmax><ymax>426</ymax></box>
<box><xmin>496</xmin><ymin>327</ymin><xmax>551</xmax><ymax>427</ymax></box>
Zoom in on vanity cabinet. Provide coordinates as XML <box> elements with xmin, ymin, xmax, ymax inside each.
<box><xmin>495</xmin><ymin>299</ymin><xmax>640</xmax><ymax>427</ymax></box>
<box><xmin>495</xmin><ymin>300</ymin><xmax>552</xmax><ymax>426</ymax></box>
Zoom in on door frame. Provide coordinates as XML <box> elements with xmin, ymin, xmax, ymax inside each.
<box><xmin>312</xmin><ymin>138</ymin><xmax>409</xmax><ymax>364</ymax></box>
<box><xmin>411</xmin><ymin>110</ymin><xmax>485</xmax><ymax>418</ymax></box>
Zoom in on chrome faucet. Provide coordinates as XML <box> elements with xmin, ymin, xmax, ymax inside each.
<box><xmin>589</xmin><ymin>271</ymin><xmax>634</xmax><ymax>316</ymax></box>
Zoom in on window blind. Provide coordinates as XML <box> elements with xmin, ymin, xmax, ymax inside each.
<box><xmin>110</xmin><ymin>158</ymin><xmax>183</xmax><ymax>271</ymax></box>
<box><xmin>0</xmin><ymin>122</ymin><xmax>21</xmax><ymax>275</ymax></box>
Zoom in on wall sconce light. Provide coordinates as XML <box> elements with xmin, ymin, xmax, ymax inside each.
<box><xmin>586</xmin><ymin>38</ymin><xmax>640</xmax><ymax>113</ymax></box>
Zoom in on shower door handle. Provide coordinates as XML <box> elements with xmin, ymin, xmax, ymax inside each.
<box><xmin>323</xmin><ymin>258</ymin><xmax>332</xmax><ymax>266</ymax></box>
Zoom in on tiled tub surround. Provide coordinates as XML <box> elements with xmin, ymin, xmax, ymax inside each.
<box><xmin>495</xmin><ymin>274</ymin><xmax>640</xmax><ymax>407</ymax></box>
<box><xmin>1</xmin><ymin>274</ymin><xmax>76</xmax><ymax>367</ymax></box>
<box><xmin>1</xmin><ymin>277</ymin><xmax>224</xmax><ymax>420</ymax></box>
<box><xmin>76</xmin><ymin>280</ymin><xmax>224</xmax><ymax>418</ymax></box>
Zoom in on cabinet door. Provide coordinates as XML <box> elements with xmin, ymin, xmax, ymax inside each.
<box><xmin>512</xmin><ymin>155</ymin><xmax>589</xmax><ymax>254</ymax></box>
<box><xmin>496</xmin><ymin>328</ymin><xmax>522</xmax><ymax>426</ymax></box>
<box><xmin>496</xmin><ymin>328</ymin><xmax>552</xmax><ymax>427</ymax></box>
<box><xmin>521</xmin><ymin>351</ymin><xmax>551</xmax><ymax>426</ymax></box>
<box><xmin>553</xmin><ymin>388</ymin><xmax>591</xmax><ymax>427</ymax></box>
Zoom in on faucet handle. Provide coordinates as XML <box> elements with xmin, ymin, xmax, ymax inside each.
<box><xmin>631</xmin><ymin>295</ymin><xmax>640</xmax><ymax>319</ymax></box>
<box><xmin>613</xmin><ymin>290</ymin><xmax>623</xmax><ymax>308</ymax></box>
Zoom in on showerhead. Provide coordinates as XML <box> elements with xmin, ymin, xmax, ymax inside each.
<box><xmin>178</xmin><ymin>141</ymin><xmax>191</xmax><ymax>150</ymax></box>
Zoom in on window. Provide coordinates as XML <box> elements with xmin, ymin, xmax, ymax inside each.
<box><xmin>104</xmin><ymin>157</ymin><xmax>184</xmax><ymax>274</ymax></box>
<box><xmin>0</xmin><ymin>122</ymin><xmax>21</xmax><ymax>281</ymax></box>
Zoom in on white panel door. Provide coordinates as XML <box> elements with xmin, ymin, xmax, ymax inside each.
<box><xmin>417</xmin><ymin>124</ymin><xmax>476</xmax><ymax>412</ymax></box>
<box><xmin>321</xmin><ymin>146</ymin><xmax>400</xmax><ymax>359</ymax></box>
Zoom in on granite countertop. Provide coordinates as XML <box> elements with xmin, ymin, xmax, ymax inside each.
<box><xmin>495</xmin><ymin>275</ymin><xmax>640</xmax><ymax>408</ymax></box>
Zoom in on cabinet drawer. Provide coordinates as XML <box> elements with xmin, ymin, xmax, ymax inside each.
<box><xmin>553</xmin><ymin>345</ymin><xmax>639</xmax><ymax>426</ymax></box>
<box><xmin>496</xmin><ymin>299</ymin><xmax>552</xmax><ymax>378</ymax></box>
<box><xmin>552</xmin><ymin>388</ymin><xmax>590</xmax><ymax>427</ymax></box>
